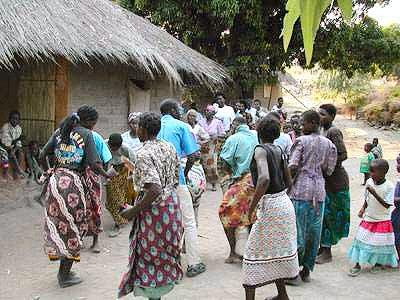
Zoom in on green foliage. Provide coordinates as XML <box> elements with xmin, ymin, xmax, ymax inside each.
<box><xmin>282</xmin><ymin>0</ymin><xmax>351</xmax><ymax>65</ymax></box>
<box><xmin>314</xmin><ymin>69</ymin><xmax>371</xmax><ymax>108</ymax></box>
<box><xmin>389</xmin><ymin>85</ymin><xmax>400</xmax><ymax>99</ymax></box>
<box><xmin>119</xmin><ymin>0</ymin><xmax>392</xmax><ymax>96</ymax></box>
<box><xmin>314</xmin><ymin>18</ymin><xmax>400</xmax><ymax>78</ymax></box>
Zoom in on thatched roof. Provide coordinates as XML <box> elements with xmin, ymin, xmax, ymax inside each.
<box><xmin>0</xmin><ymin>0</ymin><xmax>229</xmax><ymax>87</ymax></box>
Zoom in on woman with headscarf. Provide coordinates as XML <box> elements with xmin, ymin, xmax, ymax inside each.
<box><xmin>39</xmin><ymin>106</ymin><xmax>111</xmax><ymax>288</ymax></box>
<box><xmin>122</xmin><ymin>112</ymin><xmax>142</xmax><ymax>153</ymax></box>
<box><xmin>118</xmin><ymin>112</ymin><xmax>183</xmax><ymax>299</ymax></box>
<box><xmin>198</xmin><ymin>105</ymin><xmax>225</xmax><ymax>191</ymax></box>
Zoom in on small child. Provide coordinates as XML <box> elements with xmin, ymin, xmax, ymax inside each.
<box><xmin>25</xmin><ymin>140</ymin><xmax>43</xmax><ymax>183</ymax></box>
<box><xmin>371</xmin><ymin>137</ymin><xmax>383</xmax><ymax>159</ymax></box>
<box><xmin>106</xmin><ymin>133</ymin><xmax>135</xmax><ymax>238</ymax></box>
<box><xmin>187</xmin><ymin>159</ymin><xmax>206</xmax><ymax>227</ymax></box>
<box><xmin>348</xmin><ymin>159</ymin><xmax>398</xmax><ymax>276</ymax></box>
<box><xmin>392</xmin><ymin>153</ymin><xmax>400</xmax><ymax>258</ymax></box>
<box><xmin>360</xmin><ymin>143</ymin><xmax>374</xmax><ymax>185</ymax></box>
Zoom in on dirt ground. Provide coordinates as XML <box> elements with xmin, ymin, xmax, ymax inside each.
<box><xmin>0</xmin><ymin>115</ymin><xmax>399</xmax><ymax>300</ymax></box>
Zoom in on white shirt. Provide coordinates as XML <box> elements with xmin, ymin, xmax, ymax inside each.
<box><xmin>0</xmin><ymin>123</ymin><xmax>22</xmax><ymax>148</ymax></box>
<box><xmin>247</xmin><ymin>108</ymin><xmax>267</xmax><ymax>123</ymax></box>
<box><xmin>215</xmin><ymin>105</ymin><xmax>236</xmax><ymax>131</ymax></box>
<box><xmin>274</xmin><ymin>132</ymin><xmax>293</xmax><ymax>159</ymax></box>
<box><xmin>187</xmin><ymin>124</ymin><xmax>209</xmax><ymax>144</ymax></box>
<box><xmin>121</xmin><ymin>131</ymin><xmax>142</xmax><ymax>153</ymax></box>
<box><xmin>272</xmin><ymin>105</ymin><xmax>286</xmax><ymax>117</ymax></box>
<box><xmin>364</xmin><ymin>178</ymin><xmax>394</xmax><ymax>222</ymax></box>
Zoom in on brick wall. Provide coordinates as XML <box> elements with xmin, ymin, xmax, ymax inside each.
<box><xmin>70</xmin><ymin>64</ymin><xmax>183</xmax><ymax>138</ymax></box>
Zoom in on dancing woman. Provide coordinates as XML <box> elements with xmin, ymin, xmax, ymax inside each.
<box><xmin>39</xmin><ymin>106</ymin><xmax>110</xmax><ymax>288</ymax></box>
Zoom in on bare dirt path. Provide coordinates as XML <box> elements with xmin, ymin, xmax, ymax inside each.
<box><xmin>0</xmin><ymin>115</ymin><xmax>399</xmax><ymax>300</ymax></box>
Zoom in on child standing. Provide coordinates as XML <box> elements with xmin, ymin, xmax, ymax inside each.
<box><xmin>371</xmin><ymin>137</ymin><xmax>383</xmax><ymax>159</ymax></box>
<box><xmin>348</xmin><ymin>159</ymin><xmax>398</xmax><ymax>276</ymax></box>
<box><xmin>360</xmin><ymin>143</ymin><xmax>374</xmax><ymax>185</ymax></box>
<box><xmin>106</xmin><ymin>133</ymin><xmax>135</xmax><ymax>238</ymax></box>
<box><xmin>392</xmin><ymin>154</ymin><xmax>400</xmax><ymax>258</ymax></box>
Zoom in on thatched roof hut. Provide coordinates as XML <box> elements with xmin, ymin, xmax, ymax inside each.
<box><xmin>0</xmin><ymin>0</ymin><xmax>228</xmax><ymax>86</ymax></box>
<box><xmin>0</xmin><ymin>0</ymin><xmax>229</xmax><ymax>143</ymax></box>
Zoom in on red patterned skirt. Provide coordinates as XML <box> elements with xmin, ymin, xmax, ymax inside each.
<box><xmin>218</xmin><ymin>173</ymin><xmax>255</xmax><ymax>228</ymax></box>
<box><xmin>43</xmin><ymin>168</ymin><xmax>90</xmax><ymax>261</ymax></box>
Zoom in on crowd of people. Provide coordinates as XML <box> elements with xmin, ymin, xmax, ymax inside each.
<box><xmin>1</xmin><ymin>93</ymin><xmax>400</xmax><ymax>300</ymax></box>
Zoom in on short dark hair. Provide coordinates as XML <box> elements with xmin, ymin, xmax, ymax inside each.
<box><xmin>240</xmin><ymin>100</ymin><xmax>250</xmax><ymax>110</ymax></box>
<box><xmin>233</xmin><ymin>116</ymin><xmax>247</xmax><ymax>125</ymax></box>
<box><xmin>365</xmin><ymin>142</ymin><xmax>373</xmax><ymax>152</ymax></box>
<box><xmin>139</xmin><ymin>112</ymin><xmax>161</xmax><ymax>137</ymax></box>
<box><xmin>254</xmin><ymin>99</ymin><xmax>261</xmax><ymax>104</ymax></box>
<box><xmin>215</xmin><ymin>92</ymin><xmax>225</xmax><ymax>99</ymax></box>
<box><xmin>257</xmin><ymin>117</ymin><xmax>280</xmax><ymax>142</ymax></box>
<box><xmin>266</xmin><ymin>111</ymin><xmax>281</xmax><ymax>122</ymax></box>
<box><xmin>160</xmin><ymin>99</ymin><xmax>179</xmax><ymax>115</ymax></box>
<box><xmin>77</xmin><ymin>105</ymin><xmax>98</xmax><ymax>122</ymax></box>
<box><xmin>9</xmin><ymin>110</ymin><xmax>21</xmax><ymax>120</ymax></box>
<box><xmin>302</xmin><ymin>110</ymin><xmax>320</xmax><ymax>125</ymax></box>
<box><xmin>108</xmin><ymin>133</ymin><xmax>123</xmax><ymax>148</ymax></box>
<box><xmin>371</xmin><ymin>158</ymin><xmax>389</xmax><ymax>174</ymax></box>
<box><xmin>319</xmin><ymin>104</ymin><xmax>337</xmax><ymax>118</ymax></box>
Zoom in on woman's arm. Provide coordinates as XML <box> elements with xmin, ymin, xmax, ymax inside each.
<box><xmin>248</xmin><ymin>147</ymin><xmax>269</xmax><ymax>220</ymax></box>
<box><xmin>39</xmin><ymin>133</ymin><xmax>56</xmax><ymax>171</ymax></box>
<box><xmin>121</xmin><ymin>183</ymin><xmax>162</xmax><ymax>220</ymax></box>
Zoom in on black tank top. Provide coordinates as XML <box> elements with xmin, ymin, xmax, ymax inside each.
<box><xmin>250</xmin><ymin>144</ymin><xmax>286</xmax><ymax>194</ymax></box>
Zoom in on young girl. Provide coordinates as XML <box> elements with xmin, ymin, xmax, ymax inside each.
<box><xmin>392</xmin><ymin>153</ymin><xmax>400</xmax><ymax>258</ymax></box>
<box><xmin>348</xmin><ymin>159</ymin><xmax>398</xmax><ymax>276</ymax></box>
<box><xmin>106</xmin><ymin>133</ymin><xmax>135</xmax><ymax>238</ymax></box>
<box><xmin>243</xmin><ymin>117</ymin><xmax>299</xmax><ymax>300</ymax></box>
<box><xmin>360</xmin><ymin>143</ymin><xmax>374</xmax><ymax>185</ymax></box>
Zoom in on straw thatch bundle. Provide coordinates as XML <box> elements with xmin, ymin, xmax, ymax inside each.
<box><xmin>0</xmin><ymin>0</ymin><xmax>229</xmax><ymax>87</ymax></box>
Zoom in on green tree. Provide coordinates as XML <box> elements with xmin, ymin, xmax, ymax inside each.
<box><xmin>313</xmin><ymin>18</ymin><xmax>400</xmax><ymax>78</ymax></box>
<box><xmin>120</xmin><ymin>0</ymin><xmax>389</xmax><ymax>96</ymax></box>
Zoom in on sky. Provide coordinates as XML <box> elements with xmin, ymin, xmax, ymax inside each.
<box><xmin>368</xmin><ymin>1</ymin><xmax>400</xmax><ymax>25</ymax></box>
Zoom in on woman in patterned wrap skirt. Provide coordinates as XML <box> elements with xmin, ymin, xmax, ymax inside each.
<box><xmin>39</xmin><ymin>106</ymin><xmax>111</xmax><ymax>288</ymax></box>
<box><xmin>118</xmin><ymin>112</ymin><xmax>183</xmax><ymax>300</ymax></box>
<box><xmin>244</xmin><ymin>116</ymin><xmax>299</xmax><ymax>300</ymax></box>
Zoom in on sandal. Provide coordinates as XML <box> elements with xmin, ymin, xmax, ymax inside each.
<box><xmin>370</xmin><ymin>264</ymin><xmax>383</xmax><ymax>274</ymax></box>
<box><xmin>186</xmin><ymin>262</ymin><xmax>206</xmax><ymax>278</ymax></box>
<box><xmin>348</xmin><ymin>266</ymin><xmax>362</xmax><ymax>277</ymax></box>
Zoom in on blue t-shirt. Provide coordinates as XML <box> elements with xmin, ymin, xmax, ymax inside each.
<box><xmin>157</xmin><ymin>115</ymin><xmax>199</xmax><ymax>185</ymax></box>
<box><xmin>92</xmin><ymin>131</ymin><xmax>112</xmax><ymax>164</ymax></box>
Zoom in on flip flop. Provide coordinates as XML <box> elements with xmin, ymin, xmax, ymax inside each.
<box><xmin>348</xmin><ymin>266</ymin><xmax>361</xmax><ymax>277</ymax></box>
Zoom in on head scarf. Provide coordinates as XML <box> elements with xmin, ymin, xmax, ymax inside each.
<box><xmin>128</xmin><ymin>112</ymin><xmax>141</xmax><ymax>123</ymax></box>
<box><xmin>206</xmin><ymin>105</ymin><xmax>217</xmax><ymax>114</ymax></box>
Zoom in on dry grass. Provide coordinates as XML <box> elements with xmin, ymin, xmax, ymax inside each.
<box><xmin>0</xmin><ymin>0</ymin><xmax>229</xmax><ymax>87</ymax></box>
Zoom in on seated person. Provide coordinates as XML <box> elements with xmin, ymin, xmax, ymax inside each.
<box><xmin>25</xmin><ymin>140</ymin><xmax>44</xmax><ymax>183</ymax></box>
<box><xmin>0</xmin><ymin>111</ymin><xmax>24</xmax><ymax>179</ymax></box>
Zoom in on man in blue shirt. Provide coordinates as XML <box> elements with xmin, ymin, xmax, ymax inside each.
<box><xmin>158</xmin><ymin>99</ymin><xmax>206</xmax><ymax>278</ymax></box>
